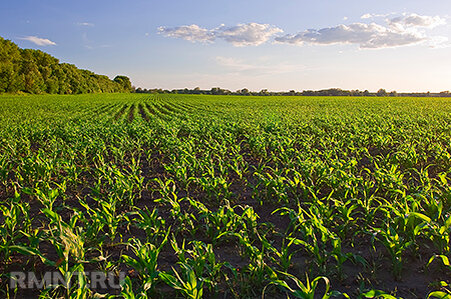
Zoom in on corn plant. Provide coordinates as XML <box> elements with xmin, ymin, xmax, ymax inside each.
<box><xmin>160</xmin><ymin>265</ymin><xmax>204</xmax><ymax>299</ymax></box>
<box><xmin>264</xmin><ymin>272</ymin><xmax>342</xmax><ymax>299</ymax></box>
<box><xmin>121</xmin><ymin>233</ymin><xmax>168</xmax><ymax>295</ymax></box>
<box><xmin>0</xmin><ymin>192</ymin><xmax>31</xmax><ymax>262</ymax></box>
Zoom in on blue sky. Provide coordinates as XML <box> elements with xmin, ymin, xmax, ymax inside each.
<box><xmin>1</xmin><ymin>0</ymin><xmax>451</xmax><ymax>92</ymax></box>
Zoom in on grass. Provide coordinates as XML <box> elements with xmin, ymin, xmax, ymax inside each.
<box><xmin>0</xmin><ymin>93</ymin><xmax>450</xmax><ymax>298</ymax></box>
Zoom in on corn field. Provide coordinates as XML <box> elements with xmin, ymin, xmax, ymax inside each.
<box><xmin>0</xmin><ymin>93</ymin><xmax>450</xmax><ymax>298</ymax></box>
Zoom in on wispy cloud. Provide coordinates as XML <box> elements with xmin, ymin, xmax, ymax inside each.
<box><xmin>361</xmin><ymin>13</ymin><xmax>392</xmax><ymax>19</ymax></box>
<box><xmin>77</xmin><ymin>22</ymin><xmax>94</xmax><ymax>27</ymax></box>
<box><xmin>215</xmin><ymin>56</ymin><xmax>305</xmax><ymax>75</ymax></box>
<box><xmin>19</xmin><ymin>36</ymin><xmax>56</xmax><ymax>46</ymax></box>
<box><xmin>80</xmin><ymin>32</ymin><xmax>110</xmax><ymax>50</ymax></box>
<box><xmin>158</xmin><ymin>23</ymin><xmax>282</xmax><ymax>46</ymax></box>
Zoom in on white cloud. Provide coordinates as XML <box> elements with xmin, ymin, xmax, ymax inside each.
<box><xmin>158</xmin><ymin>24</ymin><xmax>215</xmax><ymax>43</ymax></box>
<box><xmin>275</xmin><ymin>13</ymin><xmax>447</xmax><ymax>49</ymax></box>
<box><xmin>215</xmin><ymin>23</ymin><xmax>283</xmax><ymax>46</ymax></box>
<box><xmin>77</xmin><ymin>22</ymin><xmax>94</xmax><ymax>27</ymax></box>
<box><xmin>19</xmin><ymin>36</ymin><xmax>56</xmax><ymax>46</ymax></box>
<box><xmin>389</xmin><ymin>13</ymin><xmax>446</xmax><ymax>29</ymax></box>
<box><xmin>343</xmin><ymin>17</ymin><xmax>349</xmax><ymax>21</ymax></box>
<box><xmin>428</xmin><ymin>36</ymin><xmax>450</xmax><ymax>48</ymax></box>
<box><xmin>158</xmin><ymin>23</ymin><xmax>282</xmax><ymax>46</ymax></box>
<box><xmin>159</xmin><ymin>14</ymin><xmax>446</xmax><ymax>49</ymax></box>
<box><xmin>275</xmin><ymin>23</ymin><xmax>426</xmax><ymax>48</ymax></box>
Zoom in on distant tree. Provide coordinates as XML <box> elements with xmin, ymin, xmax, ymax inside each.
<box><xmin>211</xmin><ymin>87</ymin><xmax>228</xmax><ymax>95</ymax></box>
<box><xmin>240</xmin><ymin>88</ymin><xmax>250</xmax><ymax>95</ymax></box>
<box><xmin>259</xmin><ymin>89</ymin><xmax>269</xmax><ymax>96</ymax></box>
<box><xmin>376</xmin><ymin>89</ymin><xmax>387</xmax><ymax>97</ymax></box>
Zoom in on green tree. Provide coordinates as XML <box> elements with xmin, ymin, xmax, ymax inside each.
<box><xmin>114</xmin><ymin>75</ymin><xmax>132</xmax><ymax>92</ymax></box>
<box><xmin>0</xmin><ymin>35</ymin><xmax>132</xmax><ymax>95</ymax></box>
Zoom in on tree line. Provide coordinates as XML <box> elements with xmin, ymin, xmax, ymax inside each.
<box><xmin>136</xmin><ymin>87</ymin><xmax>451</xmax><ymax>97</ymax></box>
<box><xmin>2</xmin><ymin>35</ymin><xmax>448</xmax><ymax>97</ymax></box>
<box><xmin>0</xmin><ymin>36</ymin><xmax>132</xmax><ymax>94</ymax></box>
